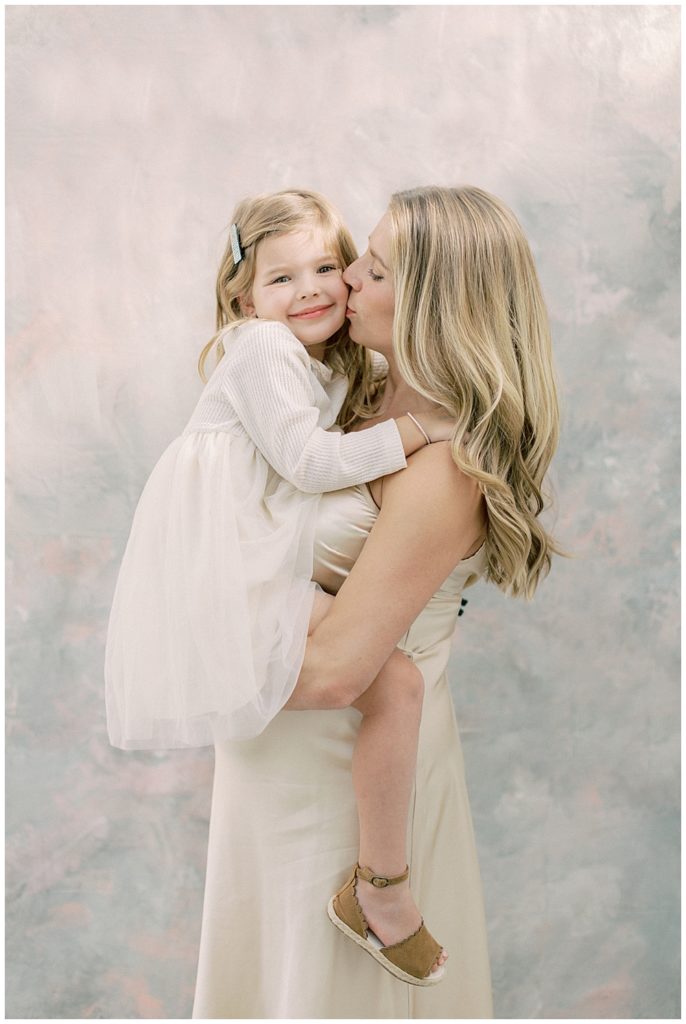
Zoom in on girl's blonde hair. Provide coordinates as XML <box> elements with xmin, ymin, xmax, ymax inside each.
<box><xmin>388</xmin><ymin>185</ymin><xmax>563</xmax><ymax>599</ymax></box>
<box><xmin>198</xmin><ymin>189</ymin><xmax>379</xmax><ymax>429</ymax></box>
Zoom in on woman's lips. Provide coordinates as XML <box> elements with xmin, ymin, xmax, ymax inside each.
<box><xmin>345</xmin><ymin>306</ymin><xmax>356</xmax><ymax>316</ymax></box>
<box><xmin>289</xmin><ymin>304</ymin><xmax>333</xmax><ymax>320</ymax></box>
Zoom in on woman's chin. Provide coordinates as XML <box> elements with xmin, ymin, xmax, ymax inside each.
<box><xmin>347</xmin><ymin>328</ymin><xmax>389</xmax><ymax>356</ymax></box>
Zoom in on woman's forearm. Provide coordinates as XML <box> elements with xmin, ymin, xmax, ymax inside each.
<box><xmin>284</xmin><ymin>629</ymin><xmax>356</xmax><ymax>710</ymax></box>
<box><xmin>284</xmin><ymin>615</ymin><xmax>392</xmax><ymax>711</ymax></box>
<box><xmin>283</xmin><ymin>634</ymin><xmax>344</xmax><ymax>710</ymax></box>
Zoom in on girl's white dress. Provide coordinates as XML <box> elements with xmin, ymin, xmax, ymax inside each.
<box><xmin>105</xmin><ymin>320</ymin><xmax>406</xmax><ymax>750</ymax></box>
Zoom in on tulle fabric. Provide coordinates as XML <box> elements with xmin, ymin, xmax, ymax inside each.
<box><xmin>105</xmin><ymin>429</ymin><xmax>319</xmax><ymax>749</ymax></box>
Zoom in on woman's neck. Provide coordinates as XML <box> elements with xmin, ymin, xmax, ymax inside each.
<box><xmin>378</xmin><ymin>354</ymin><xmax>439</xmax><ymax>418</ymax></box>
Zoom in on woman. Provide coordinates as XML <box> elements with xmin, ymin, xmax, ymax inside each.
<box><xmin>192</xmin><ymin>185</ymin><xmax>560</xmax><ymax>1018</ymax></box>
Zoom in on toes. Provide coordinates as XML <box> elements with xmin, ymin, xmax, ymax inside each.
<box><xmin>427</xmin><ymin>950</ymin><xmax>448</xmax><ymax>974</ymax></box>
<box><xmin>431</xmin><ymin>948</ymin><xmax>448</xmax><ymax>972</ymax></box>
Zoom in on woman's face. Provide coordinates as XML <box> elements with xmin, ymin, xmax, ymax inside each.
<box><xmin>342</xmin><ymin>212</ymin><xmax>395</xmax><ymax>355</ymax></box>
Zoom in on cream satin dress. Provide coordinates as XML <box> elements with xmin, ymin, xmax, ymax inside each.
<box><xmin>192</xmin><ymin>482</ymin><xmax>494</xmax><ymax>1019</ymax></box>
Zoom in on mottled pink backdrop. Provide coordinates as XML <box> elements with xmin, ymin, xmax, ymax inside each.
<box><xmin>6</xmin><ymin>4</ymin><xmax>680</xmax><ymax>1018</ymax></box>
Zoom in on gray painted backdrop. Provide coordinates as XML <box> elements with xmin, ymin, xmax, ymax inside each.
<box><xmin>6</xmin><ymin>5</ymin><xmax>680</xmax><ymax>1019</ymax></box>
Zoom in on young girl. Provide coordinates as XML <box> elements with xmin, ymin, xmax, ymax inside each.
<box><xmin>105</xmin><ymin>189</ymin><xmax>450</xmax><ymax>983</ymax></box>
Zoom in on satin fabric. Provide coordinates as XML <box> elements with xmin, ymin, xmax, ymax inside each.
<box><xmin>192</xmin><ymin>483</ymin><xmax>493</xmax><ymax>1018</ymax></box>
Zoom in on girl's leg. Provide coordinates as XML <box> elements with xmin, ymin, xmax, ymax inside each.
<box><xmin>352</xmin><ymin>649</ymin><xmax>422</xmax><ymax>876</ymax></box>
<box><xmin>351</xmin><ymin>652</ymin><xmax>447</xmax><ymax>973</ymax></box>
<box><xmin>302</xmin><ymin>592</ymin><xmax>447</xmax><ymax>972</ymax></box>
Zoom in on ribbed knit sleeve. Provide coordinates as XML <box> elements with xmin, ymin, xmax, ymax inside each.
<box><xmin>220</xmin><ymin>321</ymin><xmax>407</xmax><ymax>494</ymax></box>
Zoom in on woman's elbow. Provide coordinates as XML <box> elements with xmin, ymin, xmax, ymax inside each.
<box><xmin>327</xmin><ymin>674</ymin><xmax>366</xmax><ymax>710</ymax></box>
<box><xmin>300</xmin><ymin>641</ymin><xmax>369</xmax><ymax>709</ymax></box>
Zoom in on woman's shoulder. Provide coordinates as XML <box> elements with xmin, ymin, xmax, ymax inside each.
<box><xmin>392</xmin><ymin>440</ymin><xmax>480</xmax><ymax>497</ymax></box>
<box><xmin>381</xmin><ymin>441</ymin><xmax>486</xmax><ymax>547</ymax></box>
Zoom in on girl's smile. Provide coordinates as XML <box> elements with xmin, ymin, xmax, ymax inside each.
<box><xmin>289</xmin><ymin>303</ymin><xmax>335</xmax><ymax>320</ymax></box>
<box><xmin>242</xmin><ymin>227</ymin><xmax>349</xmax><ymax>360</ymax></box>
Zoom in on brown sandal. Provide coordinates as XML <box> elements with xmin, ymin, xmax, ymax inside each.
<box><xmin>327</xmin><ymin>864</ymin><xmax>446</xmax><ymax>986</ymax></box>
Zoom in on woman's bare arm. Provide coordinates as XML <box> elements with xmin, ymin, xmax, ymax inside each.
<box><xmin>285</xmin><ymin>442</ymin><xmax>487</xmax><ymax>710</ymax></box>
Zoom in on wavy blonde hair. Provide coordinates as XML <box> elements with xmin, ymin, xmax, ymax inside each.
<box><xmin>388</xmin><ymin>185</ymin><xmax>562</xmax><ymax>598</ymax></box>
<box><xmin>198</xmin><ymin>189</ymin><xmax>379</xmax><ymax>429</ymax></box>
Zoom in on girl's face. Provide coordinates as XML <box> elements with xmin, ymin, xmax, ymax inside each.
<box><xmin>242</xmin><ymin>226</ymin><xmax>349</xmax><ymax>360</ymax></box>
<box><xmin>342</xmin><ymin>212</ymin><xmax>396</xmax><ymax>356</ymax></box>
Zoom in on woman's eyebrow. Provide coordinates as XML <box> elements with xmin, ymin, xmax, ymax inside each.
<box><xmin>368</xmin><ymin>245</ymin><xmax>389</xmax><ymax>270</ymax></box>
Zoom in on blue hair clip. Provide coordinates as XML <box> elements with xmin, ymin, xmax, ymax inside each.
<box><xmin>230</xmin><ymin>222</ymin><xmax>243</xmax><ymax>265</ymax></box>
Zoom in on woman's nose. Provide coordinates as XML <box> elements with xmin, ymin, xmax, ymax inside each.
<box><xmin>343</xmin><ymin>260</ymin><xmax>361</xmax><ymax>290</ymax></box>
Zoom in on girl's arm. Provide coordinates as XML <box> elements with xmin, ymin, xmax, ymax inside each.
<box><xmin>285</xmin><ymin>442</ymin><xmax>487</xmax><ymax>710</ymax></box>
<box><xmin>220</xmin><ymin>320</ymin><xmax>430</xmax><ymax>493</ymax></box>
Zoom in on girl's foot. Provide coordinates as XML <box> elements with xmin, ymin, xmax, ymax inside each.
<box><xmin>355</xmin><ymin>876</ymin><xmax>448</xmax><ymax>974</ymax></box>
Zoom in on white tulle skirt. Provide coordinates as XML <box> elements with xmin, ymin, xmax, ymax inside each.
<box><xmin>105</xmin><ymin>429</ymin><xmax>320</xmax><ymax>749</ymax></box>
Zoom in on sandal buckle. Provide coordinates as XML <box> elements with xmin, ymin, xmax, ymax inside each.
<box><xmin>370</xmin><ymin>875</ymin><xmax>390</xmax><ymax>888</ymax></box>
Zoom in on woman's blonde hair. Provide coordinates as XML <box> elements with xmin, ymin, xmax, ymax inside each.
<box><xmin>388</xmin><ymin>185</ymin><xmax>563</xmax><ymax>599</ymax></box>
<box><xmin>198</xmin><ymin>189</ymin><xmax>379</xmax><ymax>428</ymax></box>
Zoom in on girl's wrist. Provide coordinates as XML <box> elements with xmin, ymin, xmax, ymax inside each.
<box><xmin>394</xmin><ymin>414</ymin><xmax>430</xmax><ymax>457</ymax></box>
<box><xmin>405</xmin><ymin>412</ymin><xmax>432</xmax><ymax>445</ymax></box>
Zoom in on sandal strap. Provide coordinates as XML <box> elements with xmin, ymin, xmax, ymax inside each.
<box><xmin>332</xmin><ymin>866</ymin><xmax>369</xmax><ymax>938</ymax></box>
<box><xmin>356</xmin><ymin>863</ymin><xmax>410</xmax><ymax>888</ymax></box>
<box><xmin>381</xmin><ymin>920</ymin><xmax>443</xmax><ymax>981</ymax></box>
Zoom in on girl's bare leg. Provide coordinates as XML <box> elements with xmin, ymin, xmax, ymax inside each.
<box><xmin>351</xmin><ymin>654</ymin><xmax>447</xmax><ymax>972</ymax></box>
<box><xmin>294</xmin><ymin>591</ymin><xmax>447</xmax><ymax>972</ymax></box>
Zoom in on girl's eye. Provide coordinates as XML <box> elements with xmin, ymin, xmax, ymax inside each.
<box><xmin>271</xmin><ymin>275</ymin><xmax>290</xmax><ymax>284</ymax></box>
<box><xmin>367</xmin><ymin>268</ymin><xmax>384</xmax><ymax>282</ymax></box>
<box><xmin>317</xmin><ymin>264</ymin><xmax>339</xmax><ymax>274</ymax></box>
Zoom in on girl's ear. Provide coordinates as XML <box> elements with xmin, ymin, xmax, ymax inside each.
<box><xmin>239</xmin><ymin>293</ymin><xmax>256</xmax><ymax>317</ymax></box>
